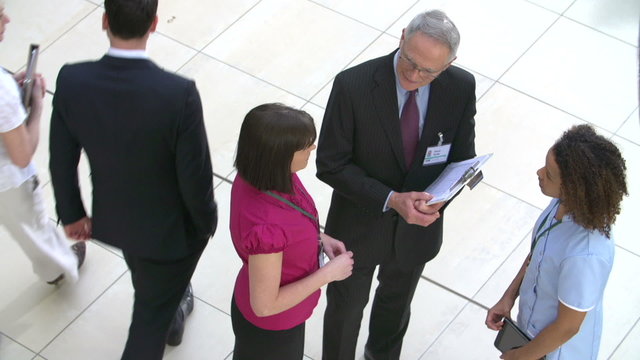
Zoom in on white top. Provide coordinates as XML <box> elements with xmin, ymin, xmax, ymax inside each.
<box><xmin>0</xmin><ymin>68</ymin><xmax>36</xmax><ymax>191</ymax></box>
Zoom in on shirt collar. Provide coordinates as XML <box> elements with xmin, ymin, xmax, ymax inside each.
<box><xmin>107</xmin><ymin>47</ymin><xmax>149</xmax><ymax>59</ymax></box>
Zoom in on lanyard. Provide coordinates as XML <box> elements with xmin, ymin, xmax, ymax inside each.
<box><xmin>264</xmin><ymin>191</ymin><xmax>319</xmax><ymax>228</ymax></box>
<box><xmin>264</xmin><ymin>190</ymin><xmax>324</xmax><ymax>267</ymax></box>
<box><xmin>531</xmin><ymin>202</ymin><xmax>563</xmax><ymax>252</ymax></box>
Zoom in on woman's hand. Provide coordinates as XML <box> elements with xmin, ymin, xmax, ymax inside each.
<box><xmin>486</xmin><ymin>297</ymin><xmax>515</xmax><ymax>331</ymax></box>
<box><xmin>323</xmin><ymin>251</ymin><xmax>354</xmax><ymax>282</ymax></box>
<box><xmin>320</xmin><ymin>233</ymin><xmax>347</xmax><ymax>259</ymax></box>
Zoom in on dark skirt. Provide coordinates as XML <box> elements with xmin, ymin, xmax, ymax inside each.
<box><xmin>231</xmin><ymin>297</ymin><xmax>306</xmax><ymax>360</ymax></box>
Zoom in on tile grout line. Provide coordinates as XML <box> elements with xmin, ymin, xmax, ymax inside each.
<box><xmin>607</xmin><ymin>314</ymin><xmax>640</xmax><ymax>359</ymax></box>
<box><xmin>194</xmin><ymin>0</ymin><xmax>264</xmax><ymax>59</ymax></box>
<box><xmin>495</xmin><ymin>81</ymin><xmax>626</xmax><ymax>135</ymax></box>
<box><xmin>416</xmin><ymin>300</ymin><xmax>473</xmax><ymax>359</ymax></box>
<box><xmin>34</xmin><ymin>269</ymin><xmax>130</xmax><ymax>357</ymax></box>
<box><xmin>0</xmin><ymin>330</ymin><xmax>37</xmax><ymax>358</ymax></box>
<box><xmin>303</xmin><ymin>0</ymin><xmax>420</xmax><ymax>107</ymax></box>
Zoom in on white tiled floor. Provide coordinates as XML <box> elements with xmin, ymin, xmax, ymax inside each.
<box><xmin>0</xmin><ymin>0</ymin><xmax>638</xmax><ymax>359</ymax></box>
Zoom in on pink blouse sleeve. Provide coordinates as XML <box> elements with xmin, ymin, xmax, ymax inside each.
<box><xmin>241</xmin><ymin>223</ymin><xmax>287</xmax><ymax>255</ymax></box>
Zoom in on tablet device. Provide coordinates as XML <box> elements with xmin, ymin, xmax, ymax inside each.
<box><xmin>494</xmin><ymin>317</ymin><xmax>530</xmax><ymax>353</ymax></box>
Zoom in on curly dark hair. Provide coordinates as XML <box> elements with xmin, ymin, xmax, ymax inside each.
<box><xmin>552</xmin><ymin>124</ymin><xmax>628</xmax><ymax>237</ymax></box>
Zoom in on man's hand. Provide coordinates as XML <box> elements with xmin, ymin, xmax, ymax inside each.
<box><xmin>64</xmin><ymin>216</ymin><xmax>92</xmax><ymax>240</ymax></box>
<box><xmin>389</xmin><ymin>191</ymin><xmax>440</xmax><ymax>227</ymax></box>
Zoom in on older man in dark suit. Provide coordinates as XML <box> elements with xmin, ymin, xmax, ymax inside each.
<box><xmin>317</xmin><ymin>10</ymin><xmax>476</xmax><ymax>360</ymax></box>
<box><xmin>49</xmin><ymin>0</ymin><xmax>217</xmax><ymax>359</ymax></box>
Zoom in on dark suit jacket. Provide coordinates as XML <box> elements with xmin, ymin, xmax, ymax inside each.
<box><xmin>316</xmin><ymin>50</ymin><xmax>476</xmax><ymax>269</ymax></box>
<box><xmin>50</xmin><ymin>55</ymin><xmax>217</xmax><ymax>260</ymax></box>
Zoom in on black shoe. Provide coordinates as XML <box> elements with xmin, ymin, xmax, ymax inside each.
<box><xmin>166</xmin><ymin>284</ymin><xmax>194</xmax><ymax>346</ymax></box>
<box><xmin>47</xmin><ymin>242</ymin><xmax>87</xmax><ymax>285</ymax></box>
<box><xmin>72</xmin><ymin>241</ymin><xmax>87</xmax><ymax>269</ymax></box>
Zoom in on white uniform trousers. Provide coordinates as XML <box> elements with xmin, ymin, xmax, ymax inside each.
<box><xmin>0</xmin><ymin>176</ymin><xmax>78</xmax><ymax>283</ymax></box>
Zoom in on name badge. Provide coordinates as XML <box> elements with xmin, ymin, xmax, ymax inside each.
<box><xmin>423</xmin><ymin>144</ymin><xmax>450</xmax><ymax>166</ymax></box>
<box><xmin>423</xmin><ymin>131</ymin><xmax>450</xmax><ymax>166</ymax></box>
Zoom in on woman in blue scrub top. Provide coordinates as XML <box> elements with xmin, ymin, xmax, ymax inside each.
<box><xmin>486</xmin><ymin>124</ymin><xmax>628</xmax><ymax>360</ymax></box>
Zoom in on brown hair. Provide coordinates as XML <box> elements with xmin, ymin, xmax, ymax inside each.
<box><xmin>552</xmin><ymin>124</ymin><xmax>628</xmax><ymax>237</ymax></box>
<box><xmin>235</xmin><ymin>103</ymin><xmax>316</xmax><ymax>193</ymax></box>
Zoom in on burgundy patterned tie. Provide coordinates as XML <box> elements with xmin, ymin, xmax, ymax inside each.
<box><xmin>400</xmin><ymin>90</ymin><xmax>419</xmax><ymax>168</ymax></box>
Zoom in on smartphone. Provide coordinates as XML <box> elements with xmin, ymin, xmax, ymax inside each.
<box><xmin>22</xmin><ymin>44</ymin><xmax>39</xmax><ymax>109</ymax></box>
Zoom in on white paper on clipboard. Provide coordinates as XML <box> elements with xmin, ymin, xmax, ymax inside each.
<box><xmin>424</xmin><ymin>153</ymin><xmax>492</xmax><ymax>205</ymax></box>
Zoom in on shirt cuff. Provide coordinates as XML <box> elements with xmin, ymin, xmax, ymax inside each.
<box><xmin>383</xmin><ymin>191</ymin><xmax>394</xmax><ymax>212</ymax></box>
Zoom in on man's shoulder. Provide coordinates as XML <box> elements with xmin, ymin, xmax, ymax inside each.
<box><xmin>442</xmin><ymin>65</ymin><xmax>475</xmax><ymax>85</ymax></box>
<box><xmin>58</xmin><ymin>57</ymin><xmax>194</xmax><ymax>89</ymax></box>
<box><xmin>336</xmin><ymin>52</ymin><xmax>392</xmax><ymax>81</ymax></box>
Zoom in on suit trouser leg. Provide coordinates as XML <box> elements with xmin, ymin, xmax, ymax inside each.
<box><xmin>322</xmin><ymin>264</ymin><xmax>376</xmax><ymax>360</ymax></box>
<box><xmin>121</xmin><ymin>248</ymin><xmax>203</xmax><ymax>360</ymax></box>
<box><xmin>364</xmin><ymin>259</ymin><xmax>425</xmax><ymax>360</ymax></box>
<box><xmin>0</xmin><ymin>176</ymin><xmax>78</xmax><ymax>282</ymax></box>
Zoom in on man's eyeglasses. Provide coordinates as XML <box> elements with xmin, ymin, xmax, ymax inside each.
<box><xmin>398</xmin><ymin>51</ymin><xmax>447</xmax><ymax>80</ymax></box>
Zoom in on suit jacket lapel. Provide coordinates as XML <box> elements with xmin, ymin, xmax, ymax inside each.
<box><xmin>372</xmin><ymin>51</ymin><xmax>407</xmax><ymax>170</ymax></box>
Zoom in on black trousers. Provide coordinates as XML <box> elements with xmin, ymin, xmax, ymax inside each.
<box><xmin>322</xmin><ymin>256</ymin><xmax>425</xmax><ymax>360</ymax></box>
<box><xmin>231</xmin><ymin>297</ymin><xmax>305</xmax><ymax>360</ymax></box>
<box><xmin>120</xmin><ymin>248</ymin><xmax>204</xmax><ymax>360</ymax></box>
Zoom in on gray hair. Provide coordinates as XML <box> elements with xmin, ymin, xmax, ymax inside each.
<box><xmin>405</xmin><ymin>10</ymin><xmax>460</xmax><ymax>61</ymax></box>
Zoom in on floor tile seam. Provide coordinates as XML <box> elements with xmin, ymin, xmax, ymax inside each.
<box><xmin>606</xmin><ymin>314</ymin><xmax>640</xmax><ymax>360</ymax></box>
<box><xmin>560</xmin><ymin>13</ymin><xmax>639</xmax><ymax>48</ymax></box>
<box><xmin>467</xmin><ymin>234</ymin><xmax>532</xmax><ymax>302</ymax></box>
<box><xmin>612</xmin><ymin>108</ymin><xmax>640</xmax><ymax>147</ymax></box>
<box><xmin>214</xmin><ymin>172</ymin><xmax>233</xmax><ymax>186</ymax></box>
<box><xmin>525</xmin><ymin>0</ymin><xmax>638</xmax><ymax>48</ymax></box>
<box><xmin>614</xmin><ymin>244</ymin><xmax>640</xmax><ymax>261</ymax></box>
<box><xmin>0</xmin><ymin>330</ymin><xmax>37</xmax><ymax>358</ymax></box>
<box><xmin>197</xmin><ymin>51</ymin><xmax>311</xmax><ymax>103</ymax></box>
<box><xmin>302</xmin><ymin>26</ymin><xmax>385</xmax><ymax>108</ymax></box>
<box><xmin>305</xmin><ymin>0</ymin><xmax>409</xmax><ymax>33</ymax></box>
<box><xmin>480</xmin><ymin>182</ymin><xmax>544</xmax><ymax>212</ymax></box>
<box><xmin>523</xmin><ymin>0</ymin><xmax>575</xmax><ymax>16</ymax></box>
<box><xmin>615</xmin><ymin>243</ymin><xmax>639</xmax><ymax>258</ymax></box>
<box><xmin>491</xmin><ymin>12</ymin><xmax>563</xmax><ymax>88</ymax></box>
<box><xmin>415</xmin><ymin>299</ymin><xmax>474</xmax><ymax>359</ymax></box>
<box><xmin>223</xmin><ymin>349</ymin><xmax>233</xmax><ymax>359</ymax></box>
<box><xmin>420</xmin><ymin>276</ymin><xmax>489</xmax><ymax>311</ymax></box>
<box><xmin>304</xmin><ymin>0</ymin><xmax>421</xmax><ymax>107</ymax></box>
<box><xmin>26</xmin><ymin>4</ymin><xmax>102</xmax><ymax>74</ymax></box>
<box><xmin>196</xmin><ymin>0</ymin><xmax>264</xmax><ymax>56</ymax></box>
<box><xmin>34</xmin><ymin>268</ymin><xmax>130</xmax><ymax>357</ymax></box>
<box><xmin>495</xmin><ymin>80</ymin><xmax>626</xmax><ymax>133</ymax></box>
<box><xmin>192</xmin><ymin>295</ymin><xmax>232</xmax><ymax>317</ymax></box>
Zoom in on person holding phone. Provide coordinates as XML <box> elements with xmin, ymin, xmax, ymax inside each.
<box><xmin>0</xmin><ymin>4</ymin><xmax>85</xmax><ymax>286</ymax></box>
<box><xmin>230</xmin><ymin>103</ymin><xmax>354</xmax><ymax>359</ymax></box>
<box><xmin>486</xmin><ymin>124</ymin><xmax>628</xmax><ymax>360</ymax></box>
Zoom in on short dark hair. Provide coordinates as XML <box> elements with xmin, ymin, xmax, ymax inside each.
<box><xmin>552</xmin><ymin>124</ymin><xmax>628</xmax><ymax>237</ymax></box>
<box><xmin>104</xmin><ymin>0</ymin><xmax>157</xmax><ymax>39</ymax></box>
<box><xmin>235</xmin><ymin>103</ymin><xmax>316</xmax><ymax>193</ymax></box>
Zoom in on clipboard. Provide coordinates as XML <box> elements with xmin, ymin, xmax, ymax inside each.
<box><xmin>22</xmin><ymin>44</ymin><xmax>39</xmax><ymax>109</ymax></box>
<box><xmin>424</xmin><ymin>153</ymin><xmax>492</xmax><ymax>205</ymax></box>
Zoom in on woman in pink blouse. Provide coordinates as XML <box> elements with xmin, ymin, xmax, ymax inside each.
<box><xmin>230</xmin><ymin>103</ymin><xmax>354</xmax><ymax>359</ymax></box>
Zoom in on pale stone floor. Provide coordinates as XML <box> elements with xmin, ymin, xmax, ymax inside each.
<box><xmin>1</xmin><ymin>0</ymin><xmax>638</xmax><ymax>359</ymax></box>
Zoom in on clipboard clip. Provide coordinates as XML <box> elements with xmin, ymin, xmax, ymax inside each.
<box><xmin>449</xmin><ymin>161</ymin><xmax>480</xmax><ymax>191</ymax></box>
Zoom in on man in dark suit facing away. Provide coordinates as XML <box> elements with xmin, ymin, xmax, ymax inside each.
<box><xmin>49</xmin><ymin>0</ymin><xmax>217</xmax><ymax>359</ymax></box>
<box><xmin>317</xmin><ymin>10</ymin><xmax>476</xmax><ymax>360</ymax></box>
